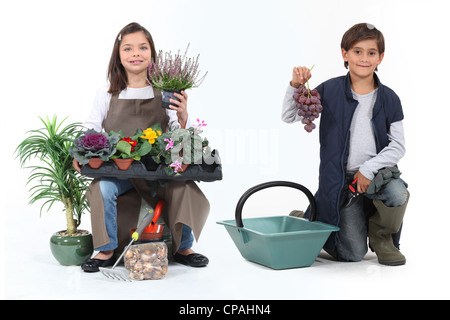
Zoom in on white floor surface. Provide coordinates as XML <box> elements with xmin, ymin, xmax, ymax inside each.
<box><xmin>3</xmin><ymin>181</ymin><xmax>450</xmax><ymax>301</ymax></box>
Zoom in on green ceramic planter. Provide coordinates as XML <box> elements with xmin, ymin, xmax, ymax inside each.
<box><xmin>50</xmin><ymin>230</ymin><xmax>94</xmax><ymax>266</ymax></box>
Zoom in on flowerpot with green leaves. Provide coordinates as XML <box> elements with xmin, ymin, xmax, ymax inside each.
<box><xmin>109</xmin><ymin>129</ymin><xmax>153</xmax><ymax>170</ymax></box>
<box><xmin>15</xmin><ymin>116</ymin><xmax>93</xmax><ymax>266</ymax></box>
<box><xmin>139</xmin><ymin>124</ymin><xmax>163</xmax><ymax>171</ymax></box>
<box><xmin>69</xmin><ymin>129</ymin><xmax>120</xmax><ymax>169</ymax></box>
<box><xmin>148</xmin><ymin>44</ymin><xmax>207</xmax><ymax>109</ymax></box>
<box><xmin>144</xmin><ymin>119</ymin><xmax>210</xmax><ymax>176</ymax></box>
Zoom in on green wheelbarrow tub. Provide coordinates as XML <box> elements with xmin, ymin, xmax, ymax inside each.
<box><xmin>217</xmin><ymin>216</ymin><xmax>339</xmax><ymax>269</ymax></box>
<box><xmin>217</xmin><ymin>181</ymin><xmax>339</xmax><ymax>270</ymax></box>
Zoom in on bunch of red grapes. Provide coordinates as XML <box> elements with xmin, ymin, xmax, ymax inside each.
<box><xmin>293</xmin><ymin>85</ymin><xmax>322</xmax><ymax>133</ymax></box>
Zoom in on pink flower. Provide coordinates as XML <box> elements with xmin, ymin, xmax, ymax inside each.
<box><xmin>164</xmin><ymin>138</ymin><xmax>174</xmax><ymax>151</ymax></box>
<box><xmin>195</xmin><ymin>118</ymin><xmax>207</xmax><ymax>128</ymax></box>
<box><xmin>169</xmin><ymin>160</ymin><xmax>182</xmax><ymax>173</ymax></box>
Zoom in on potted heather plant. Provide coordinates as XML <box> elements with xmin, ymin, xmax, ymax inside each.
<box><xmin>69</xmin><ymin>129</ymin><xmax>120</xmax><ymax>169</ymax></box>
<box><xmin>15</xmin><ymin>116</ymin><xmax>93</xmax><ymax>266</ymax></box>
<box><xmin>148</xmin><ymin>44</ymin><xmax>207</xmax><ymax>109</ymax></box>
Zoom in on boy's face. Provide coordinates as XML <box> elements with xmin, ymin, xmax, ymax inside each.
<box><xmin>341</xmin><ymin>39</ymin><xmax>384</xmax><ymax>79</ymax></box>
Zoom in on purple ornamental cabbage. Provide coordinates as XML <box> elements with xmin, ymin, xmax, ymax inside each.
<box><xmin>77</xmin><ymin>133</ymin><xmax>109</xmax><ymax>152</ymax></box>
<box><xmin>69</xmin><ymin>129</ymin><xmax>120</xmax><ymax>164</ymax></box>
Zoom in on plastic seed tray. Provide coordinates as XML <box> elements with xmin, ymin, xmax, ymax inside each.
<box><xmin>81</xmin><ymin>150</ymin><xmax>222</xmax><ymax>182</ymax></box>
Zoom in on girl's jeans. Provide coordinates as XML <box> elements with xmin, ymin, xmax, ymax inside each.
<box><xmin>334</xmin><ymin>175</ymin><xmax>408</xmax><ymax>262</ymax></box>
<box><xmin>96</xmin><ymin>177</ymin><xmax>194</xmax><ymax>252</ymax></box>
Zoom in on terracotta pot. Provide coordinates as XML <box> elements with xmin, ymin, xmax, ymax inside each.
<box><xmin>88</xmin><ymin>158</ymin><xmax>104</xmax><ymax>169</ymax></box>
<box><xmin>178</xmin><ymin>164</ymin><xmax>189</xmax><ymax>173</ymax></box>
<box><xmin>130</xmin><ymin>224</ymin><xmax>164</xmax><ymax>242</ymax></box>
<box><xmin>113</xmin><ymin>158</ymin><xmax>134</xmax><ymax>170</ymax></box>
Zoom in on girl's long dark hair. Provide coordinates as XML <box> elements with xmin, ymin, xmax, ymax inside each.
<box><xmin>107</xmin><ymin>22</ymin><xmax>157</xmax><ymax>95</ymax></box>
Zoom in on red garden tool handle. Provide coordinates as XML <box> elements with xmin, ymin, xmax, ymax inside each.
<box><xmin>234</xmin><ymin>181</ymin><xmax>317</xmax><ymax>228</ymax></box>
<box><xmin>144</xmin><ymin>200</ymin><xmax>165</xmax><ymax>233</ymax></box>
<box><xmin>348</xmin><ymin>178</ymin><xmax>358</xmax><ymax>194</ymax></box>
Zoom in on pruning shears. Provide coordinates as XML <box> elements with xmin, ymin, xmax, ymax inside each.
<box><xmin>344</xmin><ymin>177</ymin><xmax>360</xmax><ymax>208</ymax></box>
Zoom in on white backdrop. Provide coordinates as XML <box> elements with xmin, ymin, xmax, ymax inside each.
<box><xmin>2</xmin><ymin>0</ymin><xmax>449</xmax><ymax>299</ymax></box>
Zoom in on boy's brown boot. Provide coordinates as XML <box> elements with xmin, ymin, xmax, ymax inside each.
<box><xmin>369</xmin><ymin>192</ymin><xmax>409</xmax><ymax>266</ymax></box>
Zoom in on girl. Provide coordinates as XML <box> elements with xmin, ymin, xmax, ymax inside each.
<box><xmin>73</xmin><ymin>22</ymin><xmax>210</xmax><ymax>271</ymax></box>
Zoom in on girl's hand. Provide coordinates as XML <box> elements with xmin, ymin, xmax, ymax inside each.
<box><xmin>354</xmin><ymin>171</ymin><xmax>371</xmax><ymax>194</ymax></box>
<box><xmin>72</xmin><ymin>158</ymin><xmax>82</xmax><ymax>173</ymax></box>
<box><xmin>291</xmin><ymin>66</ymin><xmax>312</xmax><ymax>88</ymax></box>
<box><xmin>170</xmin><ymin>90</ymin><xmax>188</xmax><ymax>129</ymax></box>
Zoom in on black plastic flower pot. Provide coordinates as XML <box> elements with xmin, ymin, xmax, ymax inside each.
<box><xmin>161</xmin><ymin>89</ymin><xmax>183</xmax><ymax>109</ymax></box>
<box><xmin>141</xmin><ymin>154</ymin><xmax>160</xmax><ymax>171</ymax></box>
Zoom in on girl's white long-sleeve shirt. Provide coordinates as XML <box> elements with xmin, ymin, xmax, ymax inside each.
<box><xmin>84</xmin><ymin>84</ymin><xmax>192</xmax><ymax>132</ymax></box>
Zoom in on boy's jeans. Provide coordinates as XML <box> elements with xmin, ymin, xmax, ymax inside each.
<box><xmin>96</xmin><ymin>177</ymin><xmax>194</xmax><ymax>252</ymax></box>
<box><xmin>335</xmin><ymin>176</ymin><xmax>408</xmax><ymax>262</ymax></box>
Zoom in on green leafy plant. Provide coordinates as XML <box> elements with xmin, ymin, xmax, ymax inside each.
<box><xmin>15</xmin><ymin>115</ymin><xmax>91</xmax><ymax>235</ymax></box>
<box><xmin>69</xmin><ymin>129</ymin><xmax>120</xmax><ymax>164</ymax></box>
<box><xmin>146</xmin><ymin>119</ymin><xmax>210</xmax><ymax>175</ymax></box>
<box><xmin>148</xmin><ymin>44</ymin><xmax>208</xmax><ymax>91</ymax></box>
<box><xmin>110</xmin><ymin>129</ymin><xmax>153</xmax><ymax>160</ymax></box>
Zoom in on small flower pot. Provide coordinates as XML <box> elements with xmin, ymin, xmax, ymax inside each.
<box><xmin>113</xmin><ymin>158</ymin><xmax>134</xmax><ymax>170</ymax></box>
<box><xmin>141</xmin><ymin>154</ymin><xmax>159</xmax><ymax>171</ymax></box>
<box><xmin>130</xmin><ymin>224</ymin><xmax>164</xmax><ymax>242</ymax></box>
<box><xmin>88</xmin><ymin>158</ymin><xmax>104</xmax><ymax>169</ymax></box>
<box><xmin>161</xmin><ymin>89</ymin><xmax>183</xmax><ymax>109</ymax></box>
<box><xmin>178</xmin><ymin>164</ymin><xmax>189</xmax><ymax>173</ymax></box>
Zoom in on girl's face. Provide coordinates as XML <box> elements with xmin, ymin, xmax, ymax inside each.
<box><xmin>119</xmin><ymin>31</ymin><xmax>152</xmax><ymax>77</ymax></box>
<box><xmin>342</xmin><ymin>39</ymin><xmax>384</xmax><ymax>79</ymax></box>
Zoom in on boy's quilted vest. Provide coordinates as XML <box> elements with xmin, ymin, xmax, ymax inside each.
<box><xmin>306</xmin><ymin>72</ymin><xmax>404</xmax><ymax>251</ymax></box>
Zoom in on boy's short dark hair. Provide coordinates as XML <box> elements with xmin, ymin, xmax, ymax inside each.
<box><xmin>341</xmin><ymin>23</ymin><xmax>385</xmax><ymax>70</ymax></box>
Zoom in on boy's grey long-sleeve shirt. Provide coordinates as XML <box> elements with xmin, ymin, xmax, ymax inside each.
<box><xmin>282</xmin><ymin>84</ymin><xmax>405</xmax><ymax>180</ymax></box>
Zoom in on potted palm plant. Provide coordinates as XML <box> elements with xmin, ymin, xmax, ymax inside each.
<box><xmin>15</xmin><ymin>115</ymin><xmax>93</xmax><ymax>266</ymax></box>
<box><xmin>148</xmin><ymin>44</ymin><xmax>208</xmax><ymax>109</ymax></box>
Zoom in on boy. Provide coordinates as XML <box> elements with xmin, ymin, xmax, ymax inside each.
<box><xmin>281</xmin><ymin>23</ymin><xmax>409</xmax><ymax>265</ymax></box>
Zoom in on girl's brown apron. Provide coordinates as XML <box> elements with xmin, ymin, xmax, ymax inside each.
<box><xmin>86</xmin><ymin>88</ymin><xmax>210</xmax><ymax>254</ymax></box>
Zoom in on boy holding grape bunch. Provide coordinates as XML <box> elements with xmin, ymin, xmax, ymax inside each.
<box><xmin>282</xmin><ymin>23</ymin><xmax>409</xmax><ymax>266</ymax></box>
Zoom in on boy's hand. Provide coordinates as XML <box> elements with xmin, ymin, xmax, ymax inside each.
<box><xmin>354</xmin><ymin>171</ymin><xmax>371</xmax><ymax>194</ymax></box>
<box><xmin>291</xmin><ymin>66</ymin><xmax>312</xmax><ymax>88</ymax></box>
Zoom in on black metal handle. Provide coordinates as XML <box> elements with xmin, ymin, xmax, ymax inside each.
<box><xmin>234</xmin><ymin>181</ymin><xmax>317</xmax><ymax>228</ymax></box>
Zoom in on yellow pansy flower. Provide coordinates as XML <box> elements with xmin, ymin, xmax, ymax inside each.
<box><xmin>141</xmin><ymin>128</ymin><xmax>161</xmax><ymax>144</ymax></box>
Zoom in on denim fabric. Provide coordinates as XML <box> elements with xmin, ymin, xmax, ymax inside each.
<box><xmin>334</xmin><ymin>177</ymin><xmax>408</xmax><ymax>262</ymax></box>
<box><xmin>179</xmin><ymin>224</ymin><xmax>194</xmax><ymax>251</ymax></box>
<box><xmin>96</xmin><ymin>177</ymin><xmax>193</xmax><ymax>252</ymax></box>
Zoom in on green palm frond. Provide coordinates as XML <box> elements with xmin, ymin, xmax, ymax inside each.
<box><xmin>15</xmin><ymin>115</ymin><xmax>91</xmax><ymax>234</ymax></box>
